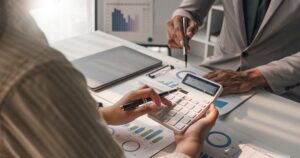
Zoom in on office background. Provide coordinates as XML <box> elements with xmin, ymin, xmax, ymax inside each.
<box><xmin>30</xmin><ymin>0</ymin><xmax>223</xmax><ymax>65</ymax></box>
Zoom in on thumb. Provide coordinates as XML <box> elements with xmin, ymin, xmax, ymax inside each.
<box><xmin>131</xmin><ymin>103</ymin><xmax>154</xmax><ymax>117</ymax></box>
<box><xmin>189</xmin><ymin>104</ymin><xmax>218</xmax><ymax>132</ymax></box>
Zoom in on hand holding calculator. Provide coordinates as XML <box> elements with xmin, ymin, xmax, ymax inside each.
<box><xmin>148</xmin><ymin>74</ymin><xmax>223</xmax><ymax>134</ymax></box>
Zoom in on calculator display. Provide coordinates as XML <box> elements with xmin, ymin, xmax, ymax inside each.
<box><xmin>182</xmin><ymin>74</ymin><xmax>220</xmax><ymax>96</ymax></box>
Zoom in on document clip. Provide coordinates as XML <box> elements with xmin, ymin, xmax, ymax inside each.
<box><xmin>148</xmin><ymin>65</ymin><xmax>174</xmax><ymax>79</ymax></box>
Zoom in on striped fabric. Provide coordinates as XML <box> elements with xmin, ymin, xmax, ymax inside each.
<box><xmin>0</xmin><ymin>1</ymin><xmax>189</xmax><ymax>158</ymax></box>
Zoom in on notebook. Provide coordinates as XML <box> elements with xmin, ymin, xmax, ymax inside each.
<box><xmin>72</xmin><ymin>46</ymin><xmax>162</xmax><ymax>91</ymax></box>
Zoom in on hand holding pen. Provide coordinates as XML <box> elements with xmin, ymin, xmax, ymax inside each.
<box><xmin>121</xmin><ymin>88</ymin><xmax>179</xmax><ymax>111</ymax></box>
<box><xmin>100</xmin><ymin>85</ymin><xmax>172</xmax><ymax>125</ymax></box>
<box><xmin>167</xmin><ymin>16</ymin><xmax>200</xmax><ymax>49</ymax></box>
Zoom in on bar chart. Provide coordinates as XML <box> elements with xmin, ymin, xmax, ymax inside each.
<box><xmin>104</xmin><ymin>0</ymin><xmax>153</xmax><ymax>42</ymax></box>
<box><xmin>128</xmin><ymin>124</ymin><xmax>164</xmax><ymax>143</ymax></box>
<box><xmin>112</xmin><ymin>9</ymin><xmax>139</xmax><ymax>32</ymax></box>
<box><xmin>108</xmin><ymin>119</ymin><xmax>174</xmax><ymax>158</ymax></box>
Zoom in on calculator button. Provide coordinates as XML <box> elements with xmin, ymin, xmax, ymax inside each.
<box><xmin>193</xmin><ymin>106</ymin><xmax>203</xmax><ymax>113</ymax></box>
<box><xmin>154</xmin><ymin>108</ymin><xmax>164</xmax><ymax>117</ymax></box>
<box><xmin>186</xmin><ymin>103</ymin><xmax>195</xmax><ymax>110</ymax></box>
<box><xmin>180</xmin><ymin>108</ymin><xmax>189</xmax><ymax>115</ymax></box>
<box><xmin>200</xmin><ymin>100</ymin><xmax>209</xmax><ymax>105</ymax></box>
<box><xmin>204</xmin><ymin>100</ymin><xmax>210</xmax><ymax>104</ymax></box>
<box><xmin>162</xmin><ymin>115</ymin><xmax>171</xmax><ymax>122</ymax></box>
<box><xmin>192</xmin><ymin>100</ymin><xmax>199</xmax><ymax>104</ymax></box>
<box><xmin>172</xmin><ymin>97</ymin><xmax>183</xmax><ymax>104</ymax></box>
<box><xmin>179</xmin><ymin>101</ymin><xmax>188</xmax><ymax>106</ymax></box>
<box><xmin>185</xmin><ymin>97</ymin><xmax>193</xmax><ymax>101</ymax></box>
<box><xmin>174</xmin><ymin>92</ymin><xmax>183</xmax><ymax>97</ymax></box>
<box><xmin>174</xmin><ymin>105</ymin><xmax>183</xmax><ymax>111</ymax></box>
<box><xmin>187</xmin><ymin>111</ymin><xmax>197</xmax><ymax>118</ymax></box>
<box><xmin>167</xmin><ymin>110</ymin><xmax>177</xmax><ymax>117</ymax></box>
<box><xmin>181</xmin><ymin>117</ymin><xmax>191</xmax><ymax>124</ymax></box>
<box><xmin>168</xmin><ymin>114</ymin><xmax>183</xmax><ymax>126</ymax></box>
<box><xmin>166</xmin><ymin>95</ymin><xmax>175</xmax><ymax>100</ymax></box>
<box><xmin>175</xmin><ymin>123</ymin><xmax>186</xmax><ymax>130</ymax></box>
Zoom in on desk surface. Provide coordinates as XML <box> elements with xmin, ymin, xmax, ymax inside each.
<box><xmin>51</xmin><ymin>31</ymin><xmax>300</xmax><ymax>158</ymax></box>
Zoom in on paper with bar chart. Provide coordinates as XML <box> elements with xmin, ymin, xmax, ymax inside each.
<box><xmin>103</xmin><ymin>0</ymin><xmax>154</xmax><ymax>42</ymax></box>
<box><xmin>108</xmin><ymin>118</ymin><xmax>174</xmax><ymax>158</ymax></box>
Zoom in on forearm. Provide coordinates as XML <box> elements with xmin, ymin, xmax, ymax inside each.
<box><xmin>256</xmin><ymin>52</ymin><xmax>300</xmax><ymax>94</ymax></box>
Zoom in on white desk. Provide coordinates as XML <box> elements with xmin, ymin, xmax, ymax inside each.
<box><xmin>51</xmin><ymin>31</ymin><xmax>300</xmax><ymax>158</ymax></box>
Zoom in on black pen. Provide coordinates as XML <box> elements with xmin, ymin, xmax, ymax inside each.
<box><xmin>182</xmin><ymin>17</ymin><xmax>188</xmax><ymax>68</ymax></box>
<box><xmin>120</xmin><ymin>88</ymin><xmax>180</xmax><ymax>111</ymax></box>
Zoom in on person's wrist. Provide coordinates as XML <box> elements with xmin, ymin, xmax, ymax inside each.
<box><xmin>99</xmin><ymin>106</ymin><xmax>116</xmax><ymax>125</ymax></box>
<box><xmin>175</xmin><ymin>137</ymin><xmax>203</xmax><ymax>158</ymax></box>
<box><xmin>245</xmin><ymin>68</ymin><xmax>268</xmax><ymax>88</ymax></box>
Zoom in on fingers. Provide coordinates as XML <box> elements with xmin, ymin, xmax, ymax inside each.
<box><xmin>167</xmin><ymin>18</ymin><xmax>182</xmax><ymax>48</ymax></box>
<box><xmin>167</xmin><ymin>16</ymin><xmax>195</xmax><ymax>48</ymax></box>
<box><xmin>167</xmin><ymin>35</ymin><xmax>181</xmax><ymax>48</ymax></box>
<box><xmin>204</xmin><ymin>104</ymin><xmax>219</xmax><ymax>124</ymax></box>
<box><xmin>138</xmin><ymin>84</ymin><xmax>150</xmax><ymax>90</ymax></box>
<box><xmin>192</xmin><ymin>104</ymin><xmax>218</xmax><ymax>124</ymax></box>
<box><xmin>131</xmin><ymin>104</ymin><xmax>152</xmax><ymax>117</ymax></box>
<box><xmin>131</xmin><ymin>88</ymin><xmax>162</xmax><ymax>108</ymax></box>
<box><xmin>182</xmin><ymin>104</ymin><xmax>218</xmax><ymax>139</ymax></box>
<box><xmin>204</xmin><ymin>70</ymin><xmax>232</xmax><ymax>79</ymax></box>
<box><xmin>187</xmin><ymin>20</ymin><xmax>199</xmax><ymax>39</ymax></box>
<box><xmin>136</xmin><ymin>85</ymin><xmax>172</xmax><ymax>106</ymax></box>
<box><xmin>173</xmin><ymin>16</ymin><xmax>184</xmax><ymax>47</ymax></box>
<box><xmin>189</xmin><ymin>104</ymin><xmax>218</xmax><ymax>134</ymax></box>
<box><xmin>130</xmin><ymin>97</ymin><xmax>171</xmax><ymax>117</ymax></box>
<box><xmin>204</xmin><ymin>73</ymin><xmax>217</xmax><ymax>80</ymax></box>
<box><xmin>161</xmin><ymin>97</ymin><xmax>172</xmax><ymax>106</ymax></box>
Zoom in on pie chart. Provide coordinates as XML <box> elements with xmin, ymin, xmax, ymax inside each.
<box><xmin>122</xmin><ymin>140</ymin><xmax>141</xmax><ymax>152</ymax></box>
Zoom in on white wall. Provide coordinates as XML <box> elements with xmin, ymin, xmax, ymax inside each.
<box><xmin>30</xmin><ymin>0</ymin><xmax>95</xmax><ymax>43</ymax></box>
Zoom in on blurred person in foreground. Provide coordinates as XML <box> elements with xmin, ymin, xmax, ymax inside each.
<box><xmin>0</xmin><ymin>0</ymin><xmax>218</xmax><ymax>158</ymax></box>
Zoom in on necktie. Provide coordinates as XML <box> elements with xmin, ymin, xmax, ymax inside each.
<box><xmin>243</xmin><ymin>0</ymin><xmax>271</xmax><ymax>44</ymax></box>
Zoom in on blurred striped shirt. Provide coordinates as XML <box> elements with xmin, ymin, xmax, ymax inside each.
<box><xmin>0</xmin><ymin>1</ymin><xmax>188</xmax><ymax>158</ymax></box>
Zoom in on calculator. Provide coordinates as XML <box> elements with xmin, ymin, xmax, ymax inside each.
<box><xmin>148</xmin><ymin>74</ymin><xmax>223</xmax><ymax>134</ymax></box>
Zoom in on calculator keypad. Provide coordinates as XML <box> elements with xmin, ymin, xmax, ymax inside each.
<box><xmin>151</xmin><ymin>91</ymin><xmax>210</xmax><ymax>133</ymax></box>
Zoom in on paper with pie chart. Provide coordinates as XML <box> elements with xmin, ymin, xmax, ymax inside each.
<box><xmin>140</xmin><ymin>66</ymin><xmax>255</xmax><ymax>116</ymax></box>
<box><xmin>200</xmin><ymin>122</ymin><xmax>290</xmax><ymax>158</ymax></box>
<box><xmin>108</xmin><ymin>118</ymin><xmax>174</xmax><ymax>158</ymax></box>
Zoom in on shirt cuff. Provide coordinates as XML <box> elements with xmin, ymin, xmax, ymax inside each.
<box><xmin>256</xmin><ymin>65</ymin><xmax>288</xmax><ymax>94</ymax></box>
<box><xmin>172</xmin><ymin>9</ymin><xmax>202</xmax><ymax>24</ymax></box>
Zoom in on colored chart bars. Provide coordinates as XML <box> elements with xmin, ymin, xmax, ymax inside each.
<box><xmin>128</xmin><ymin>125</ymin><xmax>164</xmax><ymax>144</ymax></box>
<box><xmin>112</xmin><ymin>8</ymin><xmax>139</xmax><ymax>32</ymax></box>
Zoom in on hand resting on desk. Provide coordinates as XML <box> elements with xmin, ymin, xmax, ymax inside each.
<box><xmin>204</xmin><ymin>68</ymin><xmax>268</xmax><ymax>96</ymax></box>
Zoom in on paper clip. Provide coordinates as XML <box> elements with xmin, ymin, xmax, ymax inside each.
<box><xmin>148</xmin><ymin>65</ymin><xmax>174</xmax><ymax>79</ymax></box>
